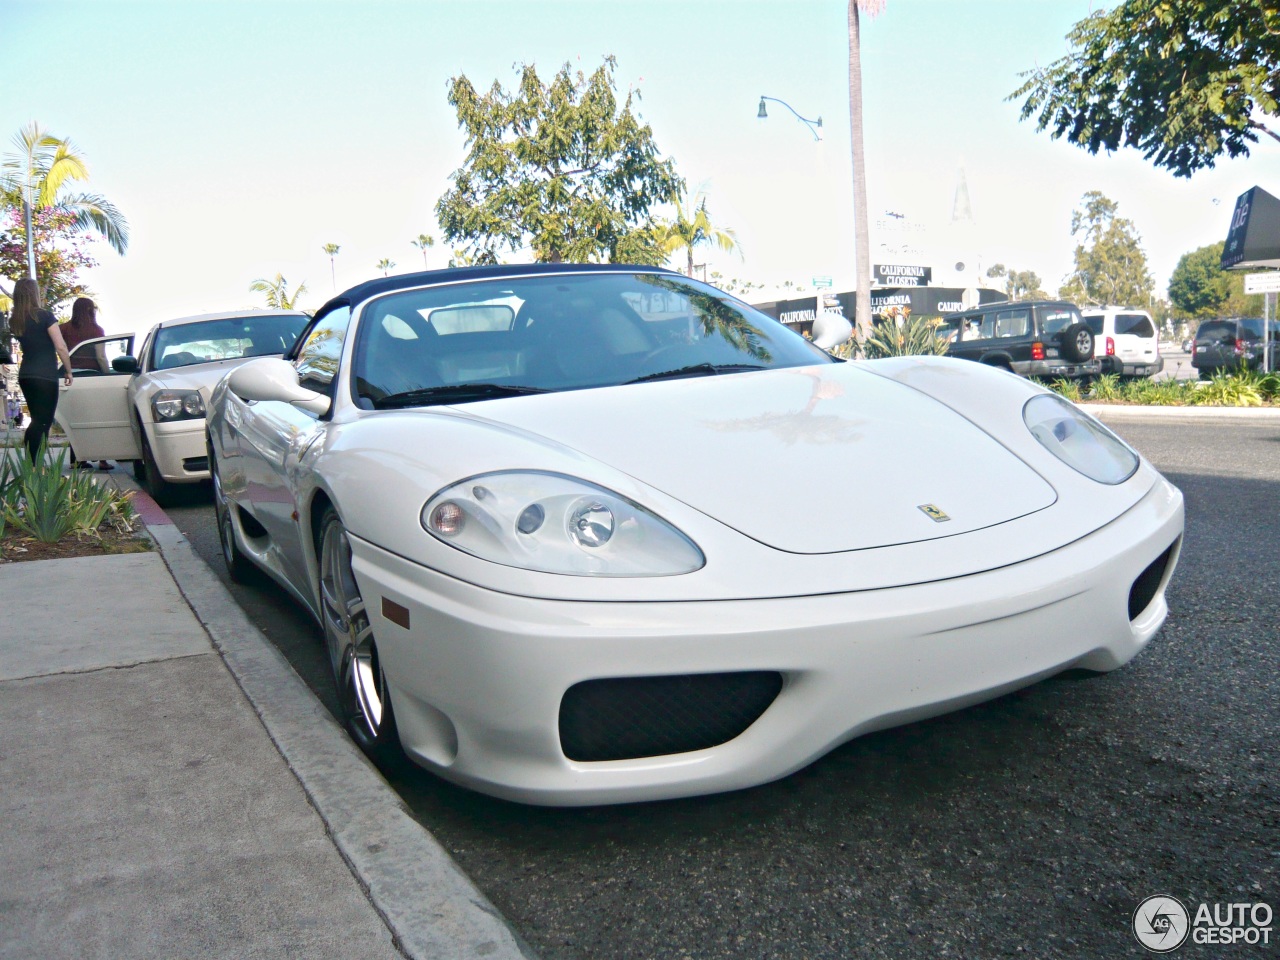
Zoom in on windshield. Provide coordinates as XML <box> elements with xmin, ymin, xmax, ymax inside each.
<box><xmin>152</xmin><ymin>315</ymin><xmax>307</xmax><ymax>370</ymax></box>
<box><xmin>352</xmin><ymin>272</ymin><xmax>833</xmax><ymax>408</ymax></box>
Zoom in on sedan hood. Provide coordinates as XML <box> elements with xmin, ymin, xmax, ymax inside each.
<box><xmin>142</xmin><ymin>356</ymin><xmax>276</xmax><ymax>402</ymax></box>
<box><xmin>460</xmin><ymin>364</ymin><xmax>1056</xmax><ymax>553</ymax></box>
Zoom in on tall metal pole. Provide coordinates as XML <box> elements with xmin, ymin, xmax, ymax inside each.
<box><xmin>1266</xmin><ymin>291</ymin><xmax>1273</xmax><ymax>375</ymax></box>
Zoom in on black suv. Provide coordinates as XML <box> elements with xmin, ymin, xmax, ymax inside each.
<box><xmin>1190</xmin><ymin>318</ymin><xmax>1280</xmax><ymax>378</ymax></box>
<box><xmin>941</xmin><ymin>300</ymin><xmax>1100</xmax><ymax>380</ymax></box>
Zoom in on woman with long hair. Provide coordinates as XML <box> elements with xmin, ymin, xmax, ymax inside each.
<box><xmin>64</xmin><ymin>297</ymin><xmax>107</xmax><ymax>370</ymax></box>
<box><xmin>10</xmin><ymin>277</ymin><xmax>73</xmax><ymax>460</ymax></box>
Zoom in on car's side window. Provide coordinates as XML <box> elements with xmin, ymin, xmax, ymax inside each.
<box><xmin>994</xmin><ymin>309</ymin><xmax>1031</xmax><ymax>338</ymax></box>
<box><xmin>1116</xmin><ymin>314</ymin><xmax>1155</xmax><ymax>337</ymax></box>
<box><xmin>65</xmin><ymin>335</ymin><xmax>135</xmax><ymax>377</ymax></box>
<box><xmin>295</xmin><ymin>305</ymin><xmax>352</xmax><ymax>394</ymax></box>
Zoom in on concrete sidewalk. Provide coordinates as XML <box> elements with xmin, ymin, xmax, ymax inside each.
<box><xmin>0</xmin><ymin>473</ymin><xmax>531</xmax><ymax>959</ymax></box>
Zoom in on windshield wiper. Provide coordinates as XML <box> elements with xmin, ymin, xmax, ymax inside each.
<box><xmin>372</xmin><ymin>383</ymin><xmax>549</xmax><ymax>409</ymax></box>
<box><xmin>626</xmin><ymin>362</ymin><xmax>768</xmax><ymax>384</ymax></box>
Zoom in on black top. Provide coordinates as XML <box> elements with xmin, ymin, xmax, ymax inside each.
<box><xmin>16</xmin><ymin>309</ymin><xmax>59</xmax><ymax>381</ymax></box>
<box><xmin>314</xmin><ymin>262</ymin><xmax>677</xmax><ymax>316</ymax></box>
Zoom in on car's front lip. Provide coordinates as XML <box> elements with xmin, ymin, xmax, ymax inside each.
<box><xmin>348</xmin><ymin>476</ymin><xmax>1184</xmax><ymax>806</ymax></box>
<box><xmin>149</xmin><ymin>417</ymin><xmax>209</xmax><ymax>480</ymax></box>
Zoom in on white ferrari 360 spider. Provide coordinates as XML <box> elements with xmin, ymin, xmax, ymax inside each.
<box><xmin>207</xmin><ymin>264</ymin><xmax>1183</xmax><ymax>806</ymax></box>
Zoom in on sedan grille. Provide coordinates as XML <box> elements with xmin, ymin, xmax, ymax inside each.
<box><xmin>559</xmin><ymin>671</ymin><xmax>783</xmax><ymax>762</ymax></box>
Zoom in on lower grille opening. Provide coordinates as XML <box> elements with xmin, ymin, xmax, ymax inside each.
<box><xmin>182</xmin><ymin>455</ymin><xmax>209</xmax><ymax>473</ymax></box>
<box><xmin>559</xmin><ymin>671</ymin><xmax>783</xmax><ymax>762</ymax></box>
<box><xmin>1129</xmin><ymin>539</ymin><xmax>1179</xmax><ymax>620</ymax></box>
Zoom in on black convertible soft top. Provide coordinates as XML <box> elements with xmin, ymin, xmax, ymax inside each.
<box><xmin>316</xmin><ymin>262</ymin><xmax>681</xmax><ymax>316</ymax></box>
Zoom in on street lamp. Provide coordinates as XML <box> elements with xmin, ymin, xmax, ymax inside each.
<box><xmin>757</xmin><ymin>96</ymin><xmax>823</xmax><ymax>141</ymax></box>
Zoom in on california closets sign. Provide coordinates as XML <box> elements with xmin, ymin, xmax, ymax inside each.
<box><xmin>874</xmin><ymin>264</ymin><xmax>932</xmax><ymax>286</ymax></box>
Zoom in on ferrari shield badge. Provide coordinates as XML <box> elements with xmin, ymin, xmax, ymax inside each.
<box><xmin>918</xmin><ymin>503</ymin><xmax>951</xmax><ymax>523</ymax></box>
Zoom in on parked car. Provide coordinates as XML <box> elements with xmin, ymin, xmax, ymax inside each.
<box><xmin>54</xmin><ymin>309</ymin><xmax>309</xmax><ymax>502</ymax></box>
<box><xmin>1181</xmin><ymin>338</ymin><xmax>1195</xmax><ymax>354</ymax></box>
<box><xmin>941</xmin><ymin>300</ymin><xmax>1101</xmax><ymax>380</ymax></box>
<box><xmin>1190</xmin><ymin>318</ymin><xmax>1280</xmax><ymax>379</ymax></box>
<box><xmin>1080</xmin><ymin>307</ymin><xmax>1163</xmax><ymax>378</ymax></box>
<box><xmin>208</xmin><ymin>264</ymin><xmax>1183</xmax><ymax>806</ymax></box>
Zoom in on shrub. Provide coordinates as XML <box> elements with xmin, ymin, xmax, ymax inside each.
<box><xmin>862</xmin><ymin>307</ymin><xmax>950</xmax><ymax>359</ymax></box>
<box><xmin>1048</xmin><ymin>378</ymin><xmax>1082</xmax><ymax>402</ymax></box>
<box><xmin>1088</xmin><ymin>373</ymin><xmax>1122</xmax><ymax>401</ymax></box>
<box><xmin>1</xmin><ymin>449</ymin><xmax>137</xmax><ymax>544</ymax></box>
<box><xmin>1190</xmin><ymin>372</ymin><xmax>1264</xmax><ymax>407</ymax></box>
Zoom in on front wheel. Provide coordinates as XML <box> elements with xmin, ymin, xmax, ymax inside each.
<box><xmin>138</xmin><ymin>429</ymin><xmax>173</xmax><ymax>505</ymax></box>
<box><xmin>317</xmin><ymin>507</ymin><xmax>400</xmax><ymax>760</ymax></box>
<box><xmin>210</xmin><ymin>442</ymin><xmax>259</xmax><ymax>584</ymax></box>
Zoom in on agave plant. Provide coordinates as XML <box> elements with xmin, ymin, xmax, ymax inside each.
<box><xmin>862</xmin><ymin>308</ymin><xmax>949</xmax><ymax>359</ymax></box>
<box><xmin>1</xmin><ymin>449</ymin><xmax>136</xmax><ymax>544</ymax></box>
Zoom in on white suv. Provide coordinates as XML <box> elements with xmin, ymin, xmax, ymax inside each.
<box><xmin>1081</xmin><ymin>307</ymin><xmax>1163</xmax><ymax>378</ymax></box>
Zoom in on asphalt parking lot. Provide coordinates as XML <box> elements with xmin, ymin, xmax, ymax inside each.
<box><xmin>165</xmin><ymin>416</ymin><xmax>1278</xmax><ymax>959</ymax></box>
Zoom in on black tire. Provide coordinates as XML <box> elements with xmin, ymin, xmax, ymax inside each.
<box><xmin>316</xmin><ymin>506</ymin><xmax>400</xmax><ymax>760</ymax></box>
<box><xmin>138</xmin><ymin>429</ymin><xmax>173</xmax><ymax>505</ymax></box>
<box><xmin>1198</xmin><ymin>369</ymin><xmax>1213</xmax><ymax>381</ymax></box>
<box><xmin>1058</xmin><ymin>322</ymin><xmax>1095</xmax><ymax>363</ymax></box>
<box><xmin>210</xmin><ymin>442</ymin><xmax>259</xmax><ymax>584</ymax></box>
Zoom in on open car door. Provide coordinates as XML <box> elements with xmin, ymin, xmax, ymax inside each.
<box><xmin>54</xmin><ymin>333</ymin><xmax>142</xmax><ymax>461</ymax></box>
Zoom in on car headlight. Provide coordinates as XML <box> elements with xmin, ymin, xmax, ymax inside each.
<box><xmin>151</xmin><ymin>390</ymin><xmax>206</xmax><ymax>422</ymax></box>
<box><xmin>1023</xmin><ymin>394</ymin><xmax>1138</xmax><ymax>484</ymax></box>
<box><xmin>421</xmin><ymin>471</ymin><xmax>704</xmax><ymax>577</ymax></box>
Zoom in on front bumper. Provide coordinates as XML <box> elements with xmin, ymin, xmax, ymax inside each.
<box><xmin>351</xmin><ymin>478</ymin><xmax>1183</xmax><ymax>806</ymax></box>
<box><xmin>148</xmin><ymin>419</ymin><xmax>210</xmax><ymax>482</ymax></box>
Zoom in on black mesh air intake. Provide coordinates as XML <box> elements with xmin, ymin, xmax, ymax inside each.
<box><xmin>1129</xmin><ymin>540</ymin><xmax>1178</xmax><ymax>621</ymax></box>
<box><xmin>559</xmin><ymin>671</ymin><xmax>783</xmax><ymax>762</ymax></box>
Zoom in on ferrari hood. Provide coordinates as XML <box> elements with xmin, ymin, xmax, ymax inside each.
<box><xmin>461</xmin><ymin>364</ymin><xmax>1057</xmax><ymax>554</ymax></box>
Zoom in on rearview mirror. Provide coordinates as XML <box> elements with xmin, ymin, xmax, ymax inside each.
<box><xmin>227</xmin><ymin>357</ymin><xmax>331</xmax><ymax>416</ymax></box>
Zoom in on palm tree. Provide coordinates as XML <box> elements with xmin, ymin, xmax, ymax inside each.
<box><xmin>411</xmin><ymin>234</ymin><xmax>435</xmax><ymax>268</ymax></box>
<box><xmin>848</xmin><ymin>0</ymin><xmax>884</xmax><ymax>341</ymax></box>
<box><xmin>377</xmin><ymin>258</ymin><xmax>395</xmax><ymax>277</ymax></box>
<box><xmin>660</xmin><ymin>191</ymin><xmax>741</xmax><ymax>278</ymax></box>
<box><xmin>250</xmin><ymin>273</ymin><xmax>307</xmax><ymax>310</ymax></box>
<box><xmin>322</xmin><ymin>243</ymin><xmax>340</xmax><ymax>291</ymax></box>
<box><xmin>1</xmin><ymin>122</ymin><xmax>129</xmax><ymax>279</ymax></box>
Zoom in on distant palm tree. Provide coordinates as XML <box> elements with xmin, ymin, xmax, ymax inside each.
<box><xmin>322</xmin><ymin>243</ymin><xmax>340</xmax><ymax>291</ymax></box>
<box><xmin>250</xmin><ymin>273</ymin><xmax>307</xmax><ymax>310</ymax></box>
<box><xmin>848</xmin><ymin>0</ymin><xmax>884</xmax><ymax>340</ymax></box>
<box><xmin>661</xmin><ymin>191</ymin><xmax>741</xmax><ymax>278</ymax></box>
<box><xmin>377</xmin><ymin>258</ymin><xmax>395</xmax><ymax>277</ymax></box>
<box><xmin>411</xmin><ymin>234</ymin><xmax>435</xmax><ymax>268</ymax></box>
<box><xmin>1</xmin><ymin>121</ymin><xmax>129</xmax><ymax>278</ymax></box>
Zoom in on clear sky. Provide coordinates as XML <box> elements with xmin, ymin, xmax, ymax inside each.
<box><xmin>4</xmin><ymin>0</ymin><xmax>1277</xmax><ymax>334</ymax></box>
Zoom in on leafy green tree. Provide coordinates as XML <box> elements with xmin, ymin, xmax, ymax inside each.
<box><xmin>436</xmin><ymin>57</ymin><xmax>683</xmax><ymax>264</ymax></box>
<box><xmin>322</xmin><ymin>243</ymin><xmax>340</xmax><ymax>291</ymax></box>
<box><xmin>249</xmin><ymin>273</ymin><xmax>307</xmax><ymax>310</ymax></box>
<box><xmin>1</xmin><ymin>122</ymin><xmax>129</xmax><ymax>276</ymax></box>
<box><xmin>659</xmin><ymin>191</ymin><xmax>741</xmax><ymax>277</ymax></box>
<box><xmin>1011</xmin><ymin>0</ymin><xmax>1280</xmax><ymax>177</ymax></box>
<box><xmin>986</xmin><ymin>264</ymin><xmax>1047</xmax><ymax>300</ymax></box>
<box><xmin>0</xmin><ymin>208</ymin><xmax>98</xmax><ymax>311</ymax></box>
<box><xmin>411</xmin><ymin>233</ymin><xmax>435</xmax><ymax>268</ymax></box>
<box><xmin>1059</xmin><ymin>192</ymin><xmax>1154</xmax><ymax>307</ymax></box>
<box><xmin>1169</xmin><ymin>241</ymin><xmax>1265</xmax><ymax>317</ymax></box>
<box><xmin>376</xmin><ymin>258</ymin><xmax>395</xmax><ymax>277</ymax></box>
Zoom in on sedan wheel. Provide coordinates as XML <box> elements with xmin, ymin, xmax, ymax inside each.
<box><xmin>318</xmin><ymin>507</ymin><xmax>399</xmax><ymax>757</ymax></box>
<box><xmin>139</xmin><ymin>430</ymin><xmax>173</xmax><ymax>505</ymax></box>
<box><xmin>210</xmin><ymin>444</ymin><xmax>258</xmax><ymax>584</ymax></box>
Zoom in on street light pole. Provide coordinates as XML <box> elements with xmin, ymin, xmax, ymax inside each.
<box><xmin>757</xmin><ymin>96</ymin><xmax>823</xmax><ymax>141</ymax></box>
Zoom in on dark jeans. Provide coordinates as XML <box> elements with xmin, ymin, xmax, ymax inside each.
<box><xmin>18</xmin><ymin>376</ymin><xmax>59</xmax><ymax>461</ymax></box>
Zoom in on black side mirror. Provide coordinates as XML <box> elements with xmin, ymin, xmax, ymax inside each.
<box><xmin>112</xmin><ymin>355</ymin><xmax>139</xmax><ymax>373</ymax></box>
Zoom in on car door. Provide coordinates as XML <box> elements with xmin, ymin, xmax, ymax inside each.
<box><xmin>236</xmin><ymin>304</ymin><xmax>350</xmax><ymax>591</ymax></box>
<box><xmin>54</xmin><ymin>334</ymin><xmax>141</xmax><ymax>461</ymax></box>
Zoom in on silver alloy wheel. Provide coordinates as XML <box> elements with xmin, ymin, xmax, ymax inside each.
<box><xmin>1075</xmin><ymin>328</ymin><xmax>1092</xmax><ymax>356</ymax></box>
<box><xmin>319</xmin><ymin>517</ymin><xmax>388</xmax><ymax>739</ymax></box>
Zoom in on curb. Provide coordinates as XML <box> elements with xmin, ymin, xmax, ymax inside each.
<box><xmin>107</xmin><ymin>474</ymin><xmax>535</xmax><ymax>960</ymax></box>
<box><xmin>1082</xmin><ymin>403</ymin><xmax>1280</xmax><ymax>421</ymax></box>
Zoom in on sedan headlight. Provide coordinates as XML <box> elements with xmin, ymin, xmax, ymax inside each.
<box><xmin>1023</xmin><ymin>394</ymin><xmax>1138</xmax><ymax>484</ymax></box>
<box><xmin>421</xmin><ymin>471</ymin><xmax>704</xmax><ymax>577</ymax></box>
<box><xmin>152</xmin><ymin>389</ymin><xmax>206</xmax><ymax>422</ymax></box>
